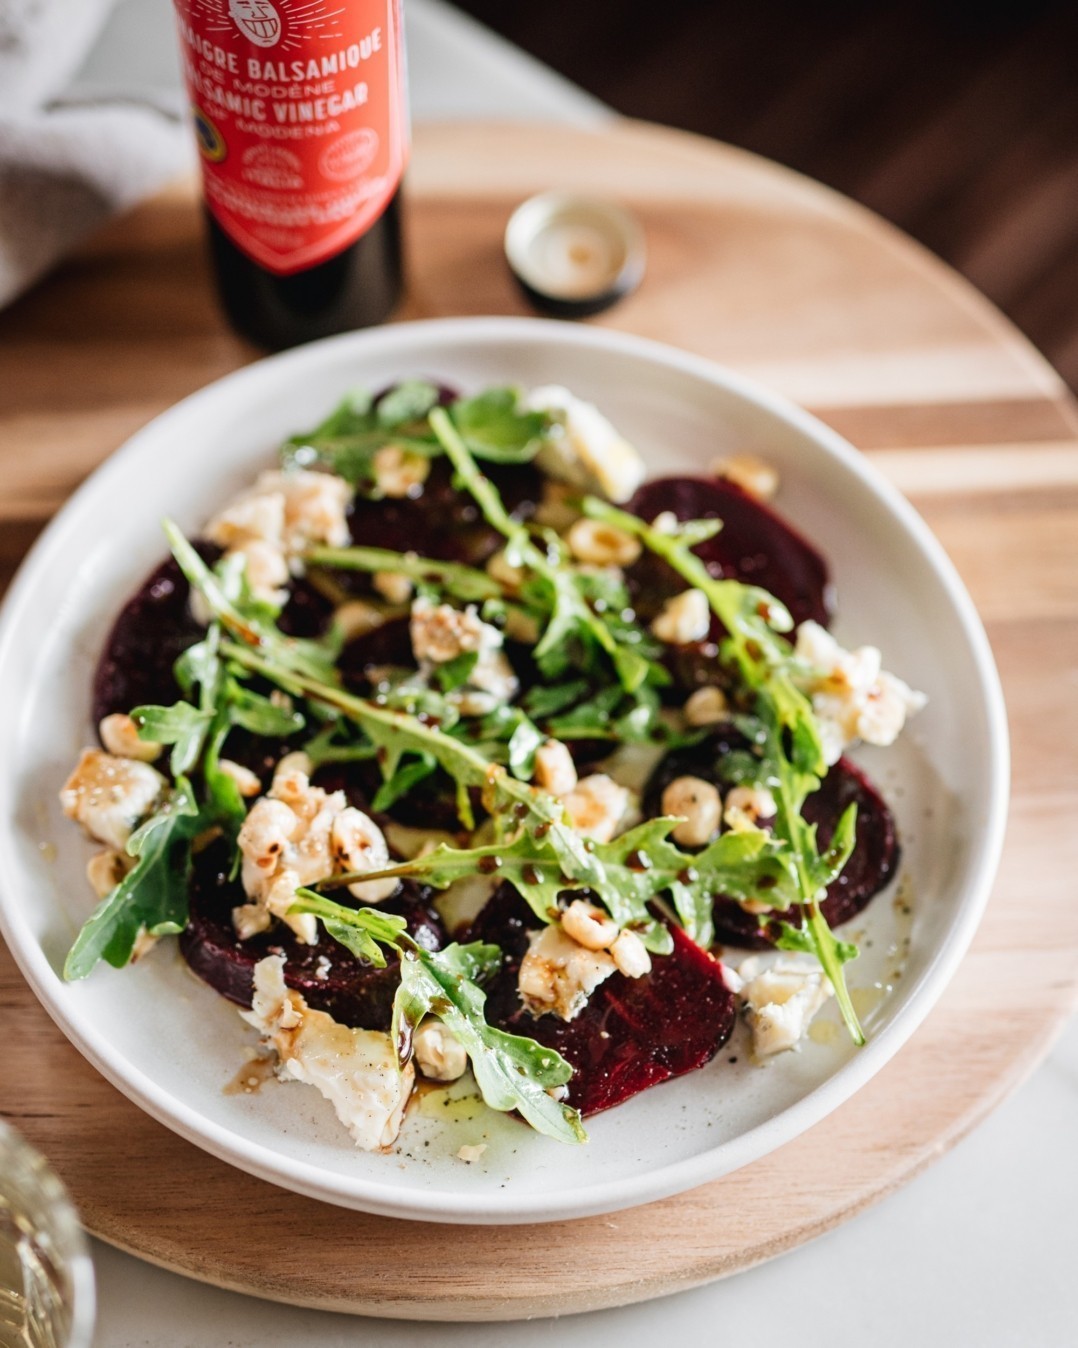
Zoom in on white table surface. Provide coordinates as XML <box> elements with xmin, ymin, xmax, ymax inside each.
<box><xmin>63</xmin><ymin>3</ymin><xmax>1078</xmax><ymax>1344</ymax></box>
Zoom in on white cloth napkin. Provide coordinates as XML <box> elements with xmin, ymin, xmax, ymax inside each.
<box><xmin>0</xmin><ymin>0</ymin><xmax>187</xmax><ymax>309</ymax></box>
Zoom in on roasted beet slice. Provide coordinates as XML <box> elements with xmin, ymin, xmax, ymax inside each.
<box><xmin>347</xmin><ymin>458</ymin><xmax>541</xmax><ymax>568</ymax></box>
<box><xmin>179</xmin><ymin>840</ymin><xmax>446</xmax><ymax>1029</ymax></box>
<box><xmin>625</xmin><ymin>476</ymin><xmax>832</xmax><ymax>630</ymax></box>
<box><xmin>92</xmin><ymin>551</ymin><xmax>211</xmax><ymax>725</ymax></box>
<box><xmin>466</xmin><ymin>884</ymin><xmax>736</xmax><ymax>1117</ymax></box>
<box><xmin>644</xmin><ymin>726</ymin><xmax>899</xmax><ymax>948</ymax></box>
<box><xmin>93</xmin><ymin>544</ymin><xmax>332</xmax><ymax>729</ymax></box>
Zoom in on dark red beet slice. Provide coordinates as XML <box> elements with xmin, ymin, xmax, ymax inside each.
<box><xmin>644</xmin><ymin>726</ymin><xmax>899</xmax><ymax>948</ymax></box>
<box><xmin>466</xmin><ymin>884</ymin><xmax>736</xmax><ymax>1117</ymax></box>
<box><xmin>347</xmin><ymin>458</ymin><xmax>541</xmax><ymax>569</ymax></box>
<box><xmin>179</xmin><ymin>839</ymin><xmax>446</xmax><ymax>1030</ymax></box>
<box><xmin>93</xmin><ymin>545</ymin><xmax>333</xmax><ymax>728</ymax></box>
<box><xmin>625</xmin><ymin>476</ymin><xmax>833</xmax><ymax>630</ymax></box>
<box><xmin>92</xmin><ymin>550</ymin><xmax>212</xmax><ymax>726</ymax></box>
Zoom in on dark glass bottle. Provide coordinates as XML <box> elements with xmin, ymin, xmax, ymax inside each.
<box><xmin>173</xmin><ymin>0</ymin><xmax>408</xmax><ymax>350</ymax></box>
<box><xmin>205</xmin><ymin>190</ymin><xmax>404</xmax><ymax>350</ymax></box>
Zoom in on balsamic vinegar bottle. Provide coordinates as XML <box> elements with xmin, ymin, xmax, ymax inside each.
<box><xmin>172</xmin><ymin>0</ymin><xmax>407</xmax><ymax>349</ymax></box>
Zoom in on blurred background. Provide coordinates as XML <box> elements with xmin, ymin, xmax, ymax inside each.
<box><xmin>451</xmin><ymin>0</ymin><xmax>1078</xmax><ymax>393</ymax></box>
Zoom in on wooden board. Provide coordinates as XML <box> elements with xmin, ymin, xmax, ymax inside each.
<box><xmin>1</xmin><ymin>120</ymin><xmax>1077</xmax><ymax>1320</ymax></box>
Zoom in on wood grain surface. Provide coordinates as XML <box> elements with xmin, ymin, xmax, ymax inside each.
<box><xmin>1</xmin><ymin>120</ymin><xmax>1077</xmax><ymax>1320</ymax></box>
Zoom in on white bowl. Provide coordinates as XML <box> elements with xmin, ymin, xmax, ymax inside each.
<box><xmin>0</xmin><ymin>317</ymin><xmax>1008</xmax><ymax>1224</ymax></box>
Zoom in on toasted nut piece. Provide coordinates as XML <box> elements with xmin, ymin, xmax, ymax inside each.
<box><xmin>533</xmin><ymin>739</ymin><xmax>578</xmax><ymax>798</ymax></box>
<box><xmin>565</xmin><ymin>517</ymin><xmax>642</xmax><ymax>568</ymax></box>
<box><xmin>371</xmin><ymin>446</ymin><xmax>431</xmax><ymax>499</ymax></box>
<box><xmin>610</xmin><ymin>929</ymin><xmax>652</xmax><ymax>979</ymax></box>
<box><xmin>682</xmin><ymin>686</ymin><xmax>729</xmax><ymax>727</ymax></box>
<box><xmin>661</xmin><ymin>775</ymin><xmax>722</xmax><ymax>847</ymax></box>
<box><xmin>86</xmin><ymin>848</ymin><xmax>132</xmax><ymax>899</ymax></box>
<box><xmin>99</xmin><ymin>713</ymin><xmax>161</xmax><ymax>762</ymax></box>
<box><xmin>650</xmin><ymin>589</ymin><xmax>710</xmax><ymax>645</ymax></box>
<box><xmin>413</xmin><ymin>1021</ymin><xmax>469</xmax><ymax>1082</ymax></box>
<box><xmin>333</xmin><ymin>600</ymin><xmax>386</xmax><ymax>642</ymax></box>
<box><xmin>712</xmin><ymin>453</ymin><xmax>780</xmax><ymax>501</ymax></box>
<box><xmin>724</xmin><ymin>784</ymin><xmax>777</xmax><ymax>831</ymax></box>
<box><xmin>503</xmin><ymin>608</ymin><xmax>541</xmax><ymax>645</ymax></box>
<box><xmin>373</xmin><ymin>570</ymin><xmax>414</xmax><ymax>605</ymax></box>
<box><xmin>218</xmin><ymin>759</ymin><xmax>262</xmax><ymax>798</ymax></box>
<box><xmin>561</xmin><ymin>899</ymin><xmax>619</xmax><ymax>951</ymax></box>
<box><xmin>486</xmin><ymin>549</ymin><xmax>527</xmax><ymax>592</ymax></box>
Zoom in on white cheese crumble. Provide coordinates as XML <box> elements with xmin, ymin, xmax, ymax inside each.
<box><xmin>732</xmin><ymin>954</ymin><xmax>835</xmax><ymax>1057</ymax></box>
<box><xmin>650</xmin><ymin>588</ymin><xmax>711</xmax><ymax>646</ymax></box>
<box><xmin>794</xmin><ymin>620</ymin><xmax>927</xmax><ymax>765</ymax></box>
<box><xmin>518</xmin><ymin>924</ymin><xmax>618</xmax><ymax>1021</ymax></box>
<box><xmin>59</xmin><ymin>749</ymin><xmax>166</xmax><ymax>851</ymax></box>
<box><xmin>203</xmin><ymin>468</ymin><xmax>351</xmax><ymax>608</ymax></box>
<box><xmin>526</xmin><ymin>385</ymin><xmax>646</xmax><ymax>503</ymax></box>
<box><xmin>234</xmin><ymin>752</ymin><xmax>396</xmax><ymax>944</ymax></box>
<box><xmin>409</xmin><ymin>595</ymin><xmax>519</xmax><ymax>714</ymax></box>
<box><xmin>242</xmin><ymin>956</ymin><xmax>413</xmax><ymax>1151</ymax></box>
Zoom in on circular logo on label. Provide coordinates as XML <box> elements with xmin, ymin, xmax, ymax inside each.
<box><xmin>241</xmin><ymin>145</ymin><xmax>304</xmax><ymax>190</ymax></box>
<box><xmin>191</xmin><ymin>106</ymin><xmax>227</xmax><ymax>162</ymax></box>
<box><xmin>319</xmin><ymin>128</ymin><xmax>380</xmax><ymax>183</ymax></box>
<box><xmin>228</xmin><ymin>0</ymin><xmax>282</xmax><ymax>47</ymax></box>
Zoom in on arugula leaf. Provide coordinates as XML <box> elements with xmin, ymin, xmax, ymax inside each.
<box><xmin>429</xmin><ymin>408</ymin><xmax>656</xmax><ymax>694</ymax></box>
<box><xmin>64</xmin><ymin>780</ymin><xmax>201</xmax><ymax>979</ymax></box>
<box><xmin>288</xmin><ymin>893</ymin><xmax>586</xmax><ymax>1144</ymax></box>
<box><xmin>370</xmin><ymin>755</ymin><xmax>437</xmax><ymax>812</ymax></box>
<box><xmin>435</xmin><ymin>650</ymin><xmax>480</xmax><ymax>693</ymax></box>
<box><xmin>131</xmin><ymin>701</ymin><xmax>211</xmax><ymax>777</ymax></box>
<box><xmin>375</xmin><ymin>380</ymin><xmax>440</xmax><ymax>428</ymax></box>
<box><xmin>395</xmin><ymin>946</ymin><xmax>585</xmax><ymax>1144</ymax></box>
<box><xmin>585</xmin><ymin>500</ymin><xmax>866</xmax><ymax>1043</ymax></box>
<box><xmin>306</xmin><ymin>545</ymin><xmax>501</xmax><ymax>604</ymax></box>
<box><xmin>448</xmin><ymin>387</ymin><xmax>548</xmax><ymax>464</ymax></box>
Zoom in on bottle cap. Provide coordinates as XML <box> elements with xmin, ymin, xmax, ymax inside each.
<box><xmin>504</xmin><ymin>192</ymin><xmax>645</xmax><ymax>318</ymax></box>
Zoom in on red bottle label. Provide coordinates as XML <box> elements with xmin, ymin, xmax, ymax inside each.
<box><xmin>173</xmin><ymin>0</ymin><xmax>407</xmax><ymax>275</ymax></box>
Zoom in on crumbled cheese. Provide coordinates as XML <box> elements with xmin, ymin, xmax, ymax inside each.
<box><xmin>794</xmin><ymin>620</ymin><xmax>927</xmax><ymax>765</ymax></box>
<box><xmin>202</xmin><ymin>468</ymin><xmax>351</xmax><ymax>607</ymax></box>
<box><xmin>60</xmin><ymin>749</ymin><xmax>166</xmax><ymax>851</ymax></box>
<box><xmin>650</xmin><ymin>589</ymin><xmax>711</xmax><ymax>646</ymax></box>
<box><xmin>526</xmin><ymin>385</ymin><xmax>646</xmax><ymax>503</ymax></box>
<box><xmin>413</xmin><ymin>1021</ymin><xmax>468</xmax><ymax>1082</ymax></box>
<box><xmin>409</xmin><ymin>595</ymin><xmax>519</xmax><ymax>714</ymax></box>
<box><xmin>561</xmin><ymin>899</ymin><xmax>619</xmax><ymax>951</ymax></box>
<box><xmin>234</xmin><ymin>756</ymin><xmax>396</xmax><ymax>943</ymax></box>
<box><xmin>518</xmin><ymin>924</ymin><xmax>618</xmax><ymax>1021</ymax></box>
<box><xmin>242</xmin><ymin>956</ymin><xmax>413</xmax><ymax>1150</ymax></box>
<box><xmin>562</xmin><ymin>773</ymin><xmax>631</xmax><ymax>843</ymax></box>
<box><xmin>98</xmin><ymin>713</ymin><xmax>161</xmax><ymax>763</ymax></box>
<box><xmin>736</xmin><ymin>955</ymin><xmax>834</xmax><ymax>1056</ymax></box>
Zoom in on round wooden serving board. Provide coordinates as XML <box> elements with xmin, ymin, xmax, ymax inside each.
<box><xmin>1</xmin><ymin>121</ymin><xmax>1077</xmax><ymax>1320</ymax></box>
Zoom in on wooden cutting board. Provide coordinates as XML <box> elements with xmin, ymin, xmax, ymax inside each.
<box><xmin>1</xmin><ymin>120</ymin><xmax>1077</xmax><ymax>1321</ymax></box>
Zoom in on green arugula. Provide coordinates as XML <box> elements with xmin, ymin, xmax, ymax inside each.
<box><xmin>289</xmin><ymin>892</ymin><xmax>585</xmax><ymax>1144</ymax></box>
<box><xmin>282</xmin><ymin>383</ymin><xmax>548</xmax><ymax>486</ymax></box>
<box><xmin>583</xmin><ymin>500</ymin><xmax>865</xmax><ymax>1043</ymax></box>
<box><xmin>428</xmin><ymin>408</ymin><xmax>656</xmax><ymax>694</ymax></box>
<box><xmin>306</xmin><ymin>545</ymin><xmax>501</xmax><ymax>604</ymax></box>
<box><xmin>64</xmin><ymin>778</ymin><xmax>201</xmax><ymax>979</ymax></box>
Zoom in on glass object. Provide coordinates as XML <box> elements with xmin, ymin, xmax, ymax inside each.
<box><xmin>0</xmin><ymin>1122</ymin><xmax>94</xmax><ymax>1348</ymax></box>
